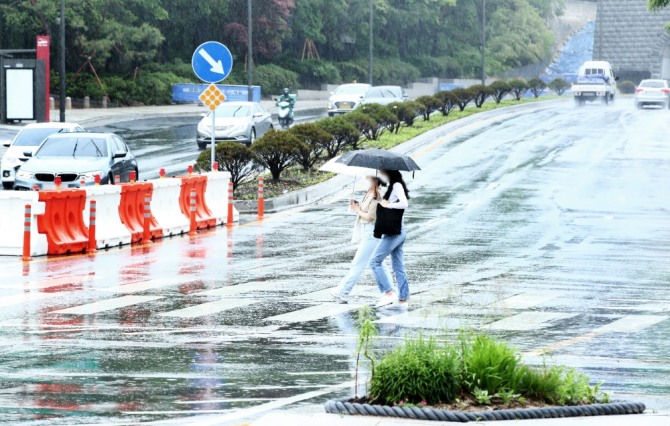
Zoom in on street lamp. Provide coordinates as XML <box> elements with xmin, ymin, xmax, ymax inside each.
<box><xmin>368</xmin><ymin>0</ymin><xmax>373</xmax><ymax>85</ymax></box>
<box><xmin>247</xmin><ymin>0</ymin><xmax>253</xmax><ymax>102</ymax></box>
<box><xmin>480</xmin><ymin>0</ymin><xmax>486</xmax><ymax>85</ymax></box>
<box><xmin>59</xmin><ymin>0</ymin><xmax>66</xmax><ymax>122</ymax></box>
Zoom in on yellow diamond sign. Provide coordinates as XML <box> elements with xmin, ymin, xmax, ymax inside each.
<box><xmin>199</xmin><ymin>84</ymin><xmax>226</xmax><ymax>110</ymax></box>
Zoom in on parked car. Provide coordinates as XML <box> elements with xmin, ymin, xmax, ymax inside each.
<box><xmin>327</xmin><ymin>83</ymin><xmax>371</xmax><ymax>116</ymax></box>
<box><xmin>196</xmin><ymin>102</ymin><xmax>273</xmax><ymax>149</ymax></box>
<box><xmin>1</xmin><ymin>122</ymin><xmax>84</xmax><ymax>189</ymax></box>
<box><xmin>361</xmin><ymin>86</ymin><xmax>407</xmax><ymax>106</ymax></box>
<box><xmin>14</xmin><ymin>132</ymin><xmax>137</xmax><ymax>190</ymax></box>
<box><xmin>634</xmin><ymin>79</ymin><xmax>670</xmax><ymax>109</ymax></box>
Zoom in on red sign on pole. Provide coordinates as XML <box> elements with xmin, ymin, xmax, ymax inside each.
<box><xmin>36</xmin><ymin>36</ymin><xmax>50</xmax><ymax>122</ymax></box>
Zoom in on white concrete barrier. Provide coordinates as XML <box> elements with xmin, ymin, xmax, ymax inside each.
<box><xmin>0</xmin><ymin>192</ymin><xmax>48</xmax><ymax>256</ymax></box>
<box><xmin>83</xmin><ymin>185</ymin><xmax>132</xmax><ymax>249</ymax></box>
<box><xmin>152</xmin><ymin>178</ymin><xmax>190</xmax><ymax>236</ymax></box>
<box><xmin>204</xmin><ymin>172</ymin><xmax>239</xmax><ymax>224</ymax></box>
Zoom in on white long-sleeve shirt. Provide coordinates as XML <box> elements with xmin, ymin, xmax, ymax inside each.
<box><xmin>385</xmin><ymin>182</ymin><xmax>408</xmax><ymax>209</ymax></box>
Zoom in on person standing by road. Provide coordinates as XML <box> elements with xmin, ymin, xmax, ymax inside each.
<box><xmin>370</xmin><ymin>170</ymin><xmax>410</xmax><ymax>309</ymax></box>
<box><xmin>331</xmin><ymin>176</ymin><xmax>392</xmax><ymax>303</ymax></box>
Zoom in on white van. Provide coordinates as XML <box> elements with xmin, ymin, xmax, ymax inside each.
<box><xmin>572</xmin><ymin>61</ymin><xmax>618</xmax><ymax>105</ymax></box>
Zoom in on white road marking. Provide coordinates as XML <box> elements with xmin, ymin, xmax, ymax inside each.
<box><xmin>375</xmin><ymin>306</ymin><xmax>473</xmax><ymax>329</ymax></box>
<box><xmin>488</xmin><ymin>292</ymin><xmax>558</xmax><ymax>310</ymax></box>
<box><xmin>95</xmin><ymin>278</ymin><xmax>186</xmax><ymax>293</ymax></box>
<box><xmin>196</xmin><ymin>282</ymin><xmax>264</xmax><ymax>297</ymax></box>
<box><xmin>54</xmin><ymin>296</ymin><xmax>162</xmax><ymax>315</ymax></box>
<box><xmin>174</xmin><ymin>398</ymin><xmax>277</xmax><ymax>405</ymax></box>
<box><xmin>0</xmin><ymin>291</ymin><xmax>55</xmax><ymax>308</ymax></box>
<box><xmin>595</xmin><ymin>315</ymin><xmax>668</xmax><ymax>333</ymax></box>
<box><xmin>0</xmin><ymin>274</ymin><xmax>99</xmax><ymax>290</ymax></box>
<box><xmin>292</xmin><ymin>287</ymin><xmax>364</xmax><ymax>302</ymax></box>
<box><xmin>265</xmin><ymin>303</ymin><xmax>360</xmax><ymax>323</ymax></box>
<box><xmin>159</xmin><ymin>299</ymin><xmax>258</xmax><ymax>318</ymax></box>
<box><xmin>486</xmin><ymin>312</ymin><xmax>577</xmax><ymax>331</ymax></box>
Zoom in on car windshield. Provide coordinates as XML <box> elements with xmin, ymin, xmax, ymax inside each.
<box><xmin>36</xmin><ymin>137</ymin><xmax>108</xmax><ymax>158</ymax></box>
<box><xmin>640</xmin><ymin>81</ymin><xmax>666</xmax><ymax>88</ymax></box>
<box><xmin>13</xmin><ymin>128</ymin><xmax>69</xmax><ymax>147</ymax></box>
<box><xmin>214</xmin><ymin>104</ymin><xmax>251</xmax><ymax>117</ymax></box>
<box><xmin>335</xmin><ymin>85</ymin><xmax>367</xmax><ymax>95</ymax></box>
<box><xmin>576</xmin><ymin>75</ymin><xmax>607</xmax><ymax>84</ymax></box>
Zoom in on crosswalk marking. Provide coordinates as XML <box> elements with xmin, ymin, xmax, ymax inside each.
<box><xmin>292</xmin><ymin>287</ymin><xmax>364</xmax><ymax>302</ymax></box>
<box><xmin>0</xmin><ymin>274</ymin><xmax>98</xmax><ymax>291</ymax></box>
<box><xmin>265</xmin><ymin>303</ymin><xmax>359</xmax><ymax>323</ymax></box>
<box><xmin>159</xmin><ymin>299</ymin><xmax>259</xmax><ymax>318</ymax></box>
<box><xmin>0</xmin><ymin>291</ymin><xmax>56</xmax><ymax>308</ymax></box>
<box><xmin>375</xmin><ymin>306</ymin><xmax>476</xmax><ymax>329</ymax></box>
<box><xmin>488</xmin><ymin>292</ymin><xmax>558</xmax><ymax>310</ymax></box>
<box><xmin>594</xmin><ymin>315</ymin><xmax>668</xmax><ymax>333</ymax></box>
<box><xmin>486</xmin><ymin>312</ymin><xmax>577</xmax><ymax>331</ymax></box>
<box><xmin>54</xmin><ymin>296</ymin><xmax>162</xmax><ymax>315</ymax></box>
<box><xmin>95</xmin><ymin>278</ymin><xmax>185</xmax><ymax>294</ymax></box>
<box><xmin>197</xmin><ymin>282</ymin><xmax>264</xmax><ymax>297</ymax></box>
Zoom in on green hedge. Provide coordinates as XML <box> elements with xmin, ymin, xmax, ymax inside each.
<box><xmin>253</xmin><ymin>64</ymin><xmax>299</xmax><ymax>96</ymax></box>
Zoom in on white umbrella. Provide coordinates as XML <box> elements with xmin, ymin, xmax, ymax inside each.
<box><xmin>319</xmin><ymin>155</ymin><xmax>379</xmax><ymax>194</ymax></box>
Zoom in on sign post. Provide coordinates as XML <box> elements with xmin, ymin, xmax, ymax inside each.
<box><xmin>191</xmin><ymin>42</ymin><xmax>234</xmax><ymax>168</ymax></box>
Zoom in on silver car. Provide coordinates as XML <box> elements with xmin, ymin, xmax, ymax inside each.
<box><xmin>196</xmin><ymin>102</ymin><xmax>273</xmax><ymax>149</ymax></box>
<box><xmin>635</xmin><ymin>79</ymin><xmax>670</xmax><ymax>109</ymax></box>
<box><xmin>327</xmin><ymin>83</ymin><xmax>371</xmax><ymax>116</ymax></box>
<box><xmin>361</xmin><ymin>86</ymin><xmax>407</xmax><ymax>106</ymax></box>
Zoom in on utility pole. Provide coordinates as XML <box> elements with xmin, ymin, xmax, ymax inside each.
<box><xmin>368</xmin><ymin>0</ymin><xmax>373</xmax><ymax>85</ymax></box>
<box><xmin>59</xmin><ymin>0</ymin><xmax>66</xmax><ymax>122</ymax></box>
<box><xmin>480</xmin><ymin>0</ymin><xmax>486</xmax><ymax>85</ymax></box>
<box><xmin>247</xmin><ymin>0</ymin><xmax>253</xmax><ymax>101</ymax></box>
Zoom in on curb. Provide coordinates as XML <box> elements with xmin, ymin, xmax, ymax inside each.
<box><xmin>324</xmin><ymin>399</ymin><xmax>646</xmax><ymax>423</ymax></box>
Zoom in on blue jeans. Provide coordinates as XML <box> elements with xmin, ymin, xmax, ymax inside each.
<box><xmin>337</xmin><ymin>223</ymin><xmax>393</xmax><ymax>299</ymax></box>
<box><xmin>370</xmin><ymin>227</ymin><xmax>409</xmax><ymax>301</ymax></box>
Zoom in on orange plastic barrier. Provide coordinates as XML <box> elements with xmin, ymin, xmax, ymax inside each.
<box><xmin>37</xmin><ymin>189</ymin><xmax>89</xmax><ymax>255</ymax></box>
<box><xmin>179</xmin><ymin>175</ymin><xmax>216</xmax><ymax>230</ymax></box>
<box><xmin>118</xmin><ymin>182</ymin><xmax>163</xmax><ymax>243</ymax></box>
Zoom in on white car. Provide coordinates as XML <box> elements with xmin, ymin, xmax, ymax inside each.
<box><xmin>1</xmin><ymin>122</ymin><xmax>84</xmax><ymax>189</ymax></box>
<box><xmin>327</xmin><ymin>83</ymin><xmax>371</xmax><ymax>116</ymax></box>
<box><xmin>634</xmin><ymin>79</ymin><xmax>670</xmax><ymax>109</ymax></box>
<box><xmin>196</xmin><ymin>102</ymin><xmax>273</xmax><ymax>149</ymax></box>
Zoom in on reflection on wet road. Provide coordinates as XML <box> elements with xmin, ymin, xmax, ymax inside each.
<box><xmin>1</xmin><ymin>100</ymin><xmax>670</xmax><ymax>424</ymax></box>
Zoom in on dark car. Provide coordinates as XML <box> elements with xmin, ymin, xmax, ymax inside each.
<box><xmin>14</xmin><ymin>132</ymin><xmax>138</xmax><ymax>190</ymax></box>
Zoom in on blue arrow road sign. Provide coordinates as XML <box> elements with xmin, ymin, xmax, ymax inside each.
<box><xmin>191</xmin><ymin>41</ymin><xmax>233</xmax><ymax>83</ymax></box>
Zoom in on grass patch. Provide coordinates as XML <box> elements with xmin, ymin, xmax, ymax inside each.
<box><xmin>236</xmin><ymin>165</ymin><xmax>334</xmax><ymax>200</ymax></box>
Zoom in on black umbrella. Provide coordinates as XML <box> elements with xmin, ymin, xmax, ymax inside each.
<box><xmin>335</xmin><ymin>149</ymin><xmax>421</xmax><ymax>172</ymax></box>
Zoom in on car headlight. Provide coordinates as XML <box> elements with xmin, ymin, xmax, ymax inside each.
<box><xmin>327</xmin><ymin>102</ymin><xmax>335</xmax><ymax>110</ymax></box>
<box><xmin>16</xmin><ymin>170</ymin><xmax>34</xmax><ymax>180</ymax></box>
<box><xmin>79</xmin><ymin>171</ymin><xmax>103</xmax><ymax>181</ymax></box>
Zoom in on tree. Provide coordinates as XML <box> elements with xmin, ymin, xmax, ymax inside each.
<box><xmin>470</xmin><ymin>84</ymin><xmax>493</xmax><ymax>108</ymax></box>
<box><xmin>527</xmin><ymin>77</ymin><xmax>547</xmax><ymax>98</ymax></box>
<box><xmin>548</xmin><ymin>78</ymin><xmax>570</xmax><ymax>96</ymax></box>
<box><xmin>195</xmin><ymin>142</ymin><xmax>258</xmax><ymax>191</ymax></box>
<box><xmin>649</xmin><ymin>0</ymin><xmax>670</xmax><ymax>9</ymax></box>
<box><xmin>359</xmin><ymin>103</ymin><xmax>398</xmax><ymax>139</ymax></box>
<box><xmin>435</xmin><ymin>91</ymin><xmax>458</xmax><ymax>116</ymax></box>
<box><xmin>509</xmin><ymin>79</ymin><xmax>528</xmax><ymax>101</ymax></box>
<box><xmin>415</xmin><ymin>96</ymin><xmax>441</xmax><ymax>120</ymax></box>
<box><xmin>289</xmin><ymin>123</ymin><xmax>332</xmax><ymax>171</ymax></box>
<box><xmin>345</xmin><ymin>111</ymin><xmax>379</xmax><ymax>143</ymax></box>
<box><xmin>452</xmin><ymin>88</ymin><xmax>475</xmax><ymax>111</ymax></box>
<box><xmin>387</xmin><ymin>101</ymin><xmax>420</xmax><ymax>133</ymax></box>
<box><xmin>317</xmin><ymin>117</ymin><xmax>361</xmax><ymax>157</ymax></box>
<box><xmin>489</xmin><ymin>81</ymin><xmax>512</xmax><ymax>104</ymax></box>
<box><xmin>252</xmin><ymin>130</ymin><xmax>306</xmax><ymax>182</ymax></box>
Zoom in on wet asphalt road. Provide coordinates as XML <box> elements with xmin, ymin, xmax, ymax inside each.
<box><xmin>1</xmin><ymin>100</ymin><xmax>670</xmax><ymax>424</ymax></box>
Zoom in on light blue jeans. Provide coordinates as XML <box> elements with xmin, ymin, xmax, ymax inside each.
<box><xmin>337</xmin><ymin>223</ymin><xmax>393</xmax><ymax>299</ymax></box>
<box><xmin>370</xmin><ymin>227</ymin><xmax>409</xmax><ymax>301</ymax></box>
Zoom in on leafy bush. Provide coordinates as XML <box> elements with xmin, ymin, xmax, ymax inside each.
<box><xmin>451</xmin><ymin>88</ymin><xmax>475</xmax><ymax>111</ymax></box>
<box><xmin>410</xmin><ymin>55</ymin><xmax>461</xmax><ymax>78</ymax></box>
<box><xmin>289</xmin><ymin>123</ymin><xmax>332</xmax><ymax>171</ymax></box>
<box><xmin>353</xmin><ymin>59</ymin><xmax>420</xmax><ymax>85</ymax></box>
<box><xmin>415</xmin><ymin>95</ymin><xmax>441</xmax><ymax>120</ymax></box>
<box><xmin>435</xmin><ymin>91</ymin><xmax>458</xmax><ymax>116</ymax></box>
<box><xmin>252</xmin><ymin>130</ymin><xmax>306</xmax><ymax>182</ymax></box>
<box><xmin>359</xmin><ymin>103</ymin><xmax>398</xmax><ymax>139</ymax></box>
<box><xmin>509</xmin><ymin>79</ymin><xmax>528</xmax><ymax>101</ymax></box>
<box><xmin>254</xmin><ymin>64</ymin><xmax>299</xmax><ymax>96</ymax></box>
<box><xmin>462</xmin><ymin>335</ymin><xmax>522</xmax><ymax>395</ymax></box>
<box><xmin>489</xmin><ymin>80</ymin><xmax>512</xmax><ymax>104</ymax></box>
<box><xmin>618</xmin><ymin>80</ymin><xmax>636</xmax><ymax>94</ymax></box>
<box><xmin>527</xmin><ymin>77</ymin><xmax>547</xmax><ymax>98</ymax></box>
<box><xmin>195</xmin><ymin>142</ymin><xmax>258</xmax><ymax>191</ymax></box>
<box><xmin>282</xmin><ymin>59</ymin><xmax>341</xmax><ymax>89</ymax></box>
<box><xmin>387</xmin><ymin>101</ymin><xmax>420</xmax><ymax>133</ymax></box>
<box><xmin>345</xmin><ymin>111</ymin><xmax>379</xmax><ymax>144</ymax></box>
<box><xmin>369</xmin><ymin>336</ymin><xmax>461</xmax><ymax>405</ymax></box>
<box><xmin>336</xmin><ymin>61</ymin><xmax>368</xmax><ymax>84</ymax></box>
<box><xmin>469</xmin><ymin>84</ymin><xmax>493</xmax><ymax>108</ymax></box>
<box><xmin>548</xmin><ymin>78</ymin><xmax>570</xmax><ymax>96</ymax></box>
<box><xmin>317</xmin><ymin>117</ymin><xmax>361</xmax><ymax>157</ymax></box>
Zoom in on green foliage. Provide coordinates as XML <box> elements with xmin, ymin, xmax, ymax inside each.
<box><xmin>252</xmin><ymin>130</ymin><xmax>306</xmax><ymax>182</ymax></box>
<box><xmin>253</xmin><ymin>64</ymin><xmax>299</xmax><ymax>96</ymax></box>
<box><xmin>470</xmin><ymin>84</ymin><xmax>494</xmax><ymax>107</ymax></box>
<box><xmin>345</xmin><ymin>111</ymin><xmax>379</xmax><ymax>145</ymax></box>
<box><xmin>548</xmin><ymin>78</ymin><xmax>570</xmax><ymax>96</ymax></box>
<box><xmin>527</xmin><ymin>77</ymin><xmax>547</xmax><ymax>98</ymax></box>
<box><xmin>462</xmin><ymin>335</ymin><xmax>522</xmax><ymax>395</ymax></box>
<box><xmin>289</xmin><ymin>123</ymin><xmax>332</xmax><ymax>171</ymax></box>
<box><xmin>359</xmin><ymin>103</ymin><xmax>398</xmax><ymax>139</ymax></box>
<box><xmin>354</xmin><ymin>306</ymin><xmax>378</xmax><ymax>398</ymax></box>
<box><xmin>618</xmin><ymin>81</ymin><xmax>636</xmax><ymax>94</ymax></box>
<box><xmin>435</xmin><ymin>91</ymin><xmax>459</xmax><ymax>116</ymax></box>
<box><xmin>335</xmin><ymin>62</ymin><xmax>369</xmax><ymax>84</ymax></box>
<box><xmin>316</xmin><ymin>117</ymin><xmax>360</xmax><ymax>157</ymax></box>
<box><xmin>354</xmin><ymin>59</ymin><xmax>421</xmax><ymax>85</ymax></box>
<box><xmin>195</xmin><ymin>142</ymin><xmax>258</xmax><ymax>191</ymax></box>
<box><xmin>281</xmin><ymin>59</ymin><xmax>342</xmax><ymax>89</ymax></box>
<box><xmin>387</xmin><ymin>101</ymin><xmax>420</xmax><ymax>133</ymax></box>
<box><xmin>489</xmin><ymin>80</ymin><xmax>512</xmax><ymax>104</ymax></box>
<box><xmin>649</xmin><ymin>0</ymin><xmax>669</xmax><ymax>10</ymax></box>
<box><xmin>415</xmin><ymin>96</ymin><xmax>442</xmax><ymax>120</ymax></box>
<box><xmin>472</xmin><ymin>388</ymin><xmax>492</xmax><ymax>406</ymax></box>
<box><xmin>509</xmin><ymin>79</ymin><xmax>529</xmax><ymax>101</ymax></box>
<box><xmin>452</xmin><ymin>88</ymin><xmax>475</xmax><ymax>111</ymax></box>
<box><xmin>369</xmin><ymin>335</ymin><xmax>461</xmax><ymax>405</ymax></box>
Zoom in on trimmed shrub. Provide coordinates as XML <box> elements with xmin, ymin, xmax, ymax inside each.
<box><xmin>359</xmin><ymin>103</ymin><xmax>398</xmax><ymax>139</ymax></box>
<box><xmin>289</xmin><ymin>123</ymin><xmax>332</xmax><ymax>171</ymax></box>
<box><xmin>548</xmin><ymin>78</ymin><xmax>570</xmax><ymax>96</ymax></box>
<box><xmin>282</xmin><ymin>59</ymin><xmax>341</xmax><ymax>89</ymax></box>
<box><xmin>509</xmin><ymin>79</ymin><xmax>528</xmax><ymax>101</ymax></box>
<box><xmin>254</xmin><ymin>64</ymin><xmax>299</xmax><ymax>97</ymax></box>
<box><xmin>336</xmin><ymin>61</ymin><xmax>368</xmax><ymax>84</ymax></box>
<box><xmin>527</xmin><ymin>77</ymin><xmax>547</xmax><ymax>98</ymax></box>
<box><xmin>345</xmin><ymin>111</ymin><xmax>379</xmax><ymax>144</ymax></box>
<box><xmin>435</xmin><ymin>91</ymin><xmax>458</xmax><ymax>116</ymax></box>
<box><xmin>469</xmin><ymin>84</ymin><xmax>493</xmax><ymax>108</ymax></box>
<box><xmin>252</xmin><ymin>130</ymin><xmax>306</xmax><ymax>182</ymax></box>
<box><xmin>387</xmin><ymin>101</ymin><xmax>420</xmax><ymax>133</ymax></box>
<box><xmin>195</xmin><ymin>142</ymin><xmax>258</xmax><ymax>191</ymax></box>
<box><xmin>415</xmin><ymin>95</ymin><xmax>441</xmax><ymax>120</ymax></box>
<box><xmin>317</xmin><ymin>117</ymin><xmax>361</xmax><ymax>157</ymax></box>
<box><xmin>452</xmin><ymin>87</ymin><xmax>475</xmax><ymax>111</ymax></box>
<box><xmin>489</xmin><ymin>80</ymin><xmax>512</xmax><ymax>104</ymax></box>
<box><xmin>618</xmin><ymin>80</ymin><xmax>636</xmax><ymax>94</ymax></box>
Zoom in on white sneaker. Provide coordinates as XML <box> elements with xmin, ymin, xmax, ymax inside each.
<box><xmin>330</xmin><ymin>288</ymin><xmax>348</xmax><ymax>304</ymax></box>
<box><xmin>375</xmin><ymin>292</ymin><xmax>397</xmax><ymax>307</ymax></box>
